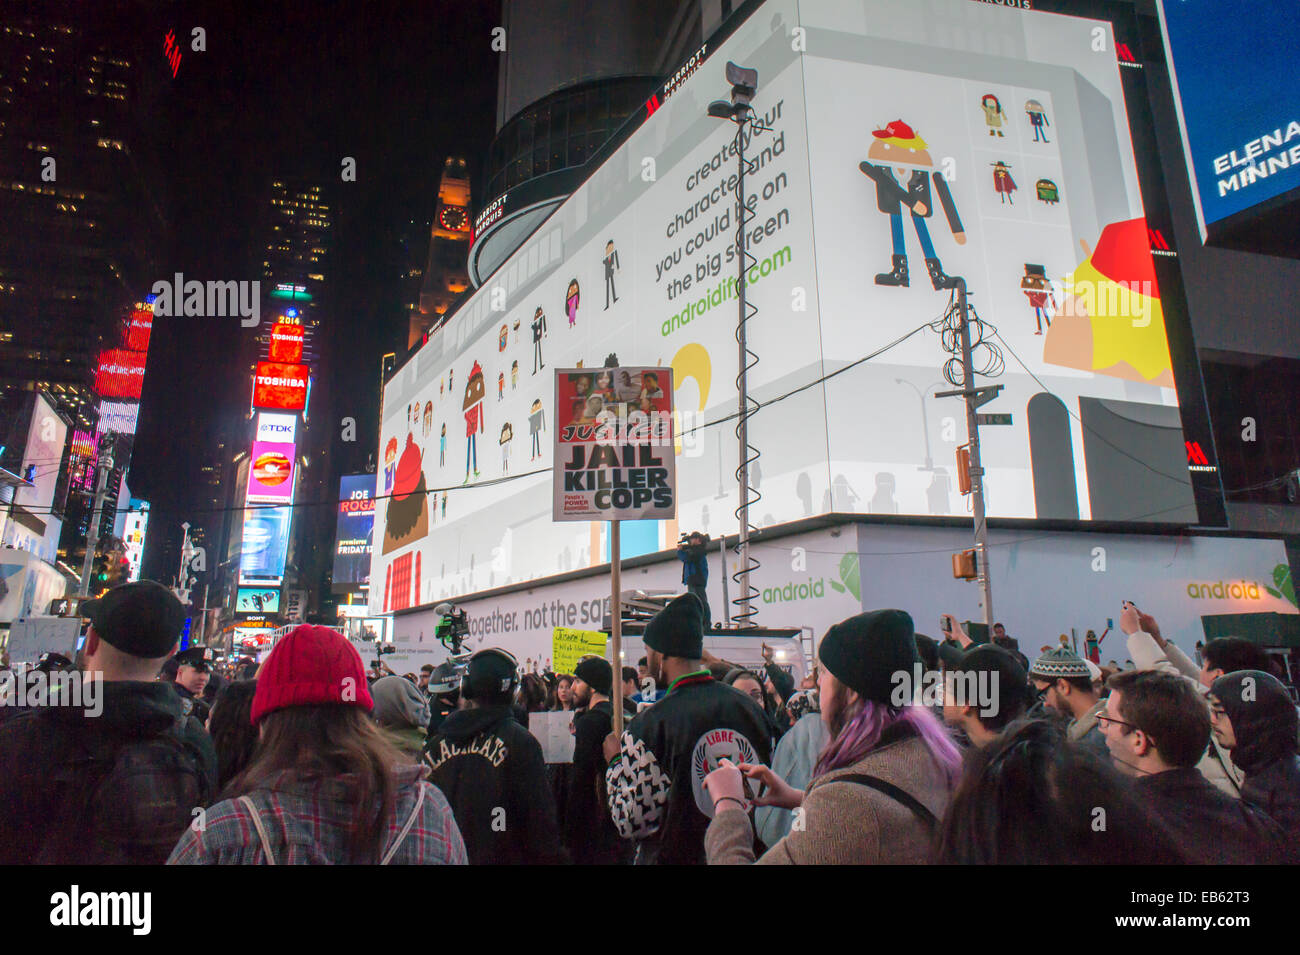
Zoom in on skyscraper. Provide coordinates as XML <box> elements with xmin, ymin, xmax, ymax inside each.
<box><xmin>409</xmin><ymin>157</ymin><xmax>472</xmax><ymax>349</ymax></box>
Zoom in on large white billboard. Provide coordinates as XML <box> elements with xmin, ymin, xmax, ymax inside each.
<box><xmin>372</xmin><ymin>0</ymin><xmax>1201</xmax><ymax>614</ymax></box>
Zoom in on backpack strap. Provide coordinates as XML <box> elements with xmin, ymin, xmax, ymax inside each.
<box><xmin>379</xmin><ymin>783</ymin><xmax>426</xmax><ymax>865</ymax></box>
<box><xmin>829</xmin><ymin>773</ymin><xmax>937</xmax><ymax>832</ymax></box>
<box><xmin>238</xmin><ymin>795</ymin><xmax>278</xmax><ymax>865</ymax></box>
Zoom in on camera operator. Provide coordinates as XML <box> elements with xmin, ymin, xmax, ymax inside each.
<box><xmin>677</xmin><ymin>531</ymin><xmax>712</xmax><ymax>630</ymax></box>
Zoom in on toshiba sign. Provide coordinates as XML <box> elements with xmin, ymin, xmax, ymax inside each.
<box><xmin>253</xmin><ymin>361</ymin><xmax>308</xmax><ymax>410</ymax></box>
<box><xmin>269</xmin><ymin>322</ymin><xmax>304</xmax><ymax>362</ymax></box>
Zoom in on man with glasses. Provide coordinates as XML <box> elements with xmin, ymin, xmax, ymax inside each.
<box><xmin>1099</xmin><ymin>669</ymin><xmax>1286</xmax><ymax>863</ymax></box>
<box><xmin>1028</xmin><ymin>645</ymin><xmax>1109</xmax><ymax>760</ymax></box>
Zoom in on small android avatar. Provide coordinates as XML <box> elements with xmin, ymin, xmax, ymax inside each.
<box><xmin>858</xmin><ymin>119</ymin><xmax>967</xmax><ymax>290</ymax></box>
<box><xmin>1021</xmin><ymin>263</ymin><xmax>1057</xmax><ymax>335</ymax></box>
<box><xmin>1025</xmin><ymin>99</ymin><xmax>1050</xmax><ymax>143</ymax></box>
<box><xmin>440</xmin><ymin>491</ymin><xmax>447</xmax><ymax>520</ymax></box>
<box><xmin>511</xmin><ymin>359</ymin><xmax>518</xmax><ymax>389</ymax></box>
<box><xmin>448</xmin><ymin>367</ymin><xmax>454</xmax><ymax>395</ymax></box>
<box><xmin>498</xmin><ymin>371</ymin><xmax>505</xmax><ymax>401</ymax></box>
<box><xmin>498</xmin><ymin>324</ymin><xmax>509</xmax><ymax>352</ymax></box>
<box><xmin>603</xmin><ymin>240</ymin><xmax>620</xmax><ymax>309</ymax></box>
<box><xmin>512</xmin><ymin>318</ymin><xmax>521</xmax><ymax>345</ymax></box>
<box><xmin>383</xmin><ymin>436</ymin><xmax>399</xmax><ymax>493</ymax></box>
<box><xmin>439</xmin><ymin>422</ymin><xmax>446</xmax><ymax>467</ymax></box>
<box><xmin>979</xmin><ymin>93</ymin><xmax>1006</xmax><ymax>137</ymax></box>
<box><xmin>463</xmin><ymin>361</ymin><xmax>486</xmax><ymax>483</ymax></box>
<box><xmin>531</xmin><ymin>307</ymin><xmax>547</xmax><ymax>374</ymax></box>
<box><xmin>991</xmin><ymin>161</ymin><xmax>1017</xmax><ymax>205</ymax></box>
<box><xmin>1035</xmin><ymin>178</ymin><xmax>1060</xmax><ymax>204</ymax></box>
<box><xmin>500</xmin><ymin>422</ymin><xmax>513</xmax><ymax>473</ymax></box>
<box><xmin>529</xmin><ymin>397</ymin><xmax>546</xmax><ymax>460</ymax></box>
<box><xmin>423</xmin><ymin>401</ymin><xmax>433</xmax><ymax>437</ymax></box>
<box><xmin>565</xmin><ymin>278</ymin><xmax>580</xmax><ymax>328</ymax></box>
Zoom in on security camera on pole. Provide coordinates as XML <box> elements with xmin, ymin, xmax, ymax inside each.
<box><xmin>77</xmin><ymin>432</ymin><xmax>117</xmax><ymax>598</ymax></box>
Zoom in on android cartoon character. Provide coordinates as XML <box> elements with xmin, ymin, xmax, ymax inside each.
<box><xmin>529</xmin><ymin>398</ymin><xmax>546</xmax><ymax>460</ymax></box>
<box><xmin>512</xmin><ymin>318</ymin><xmax>521</xmax><ymax>345</ymax></box>
<box><xmin>382</xmin><ymin>432</ymin><xmax>429</xmax><ymax>556</ymax></box>
<box><xmin>979</xmin><ymin>93</ymin><xmax>1006</xmax><ymax>137</ymax></box>
<box><xmin>463</xmin><ymin>361</ymin><xmax>486</xmax><ymax>483</ymax></box>
<box><xmin>440</xmin><ymin>491</ymin><xmax>447</xmax><ymax>520</ymax></box>
<box><xmin>1021</xmin><ymin>263</ymin><xmax>1057</xmax><ymax>335</ymax></box>
<box><xmin>603</xmin><ymin>240</ymin><xmax>620</xmax><ymax>309</ymax></box>
<box><xmin>383</xmin><ymin>436</ymin><xmax>399</xmax><ymax>493</ymax></box>
<box><xmin>991</xmin><ymin>161</ymin><xmax>1017</xmax><ymax>205</ymax></box>
<box><xmin>448</xmin><ymin>367</ymin><xmax>454</xmax><ymax>395</ymax></box>
<box><xmin>1025</xmin><ymin>99</ymin><xmax>1050</xmax><ymax>143</ymax></box>
<box><xmin>531</xmin><ymin>307</ymin><xmax>547</xmax><ymax>374</ymax></box>
<box><xmin>498</xmin><ymin>371</ymin><xmax>505</xmax><ymax>401</ymax></box>
<box><xmin>1035</xmin><ymin>178</ymin><xmax>1060</xmax><ymax>204</ymax></box>
<box><xmin>439</xmin><ymin>422</ymin><xmax>446</xmax><ymax>467</ymax></box>
<box><xmin>500</xmin><ymin>422</ymin><xmax>513</xmax><ymax>473</ymax></box>
<box><xmin>423</xmin><ymin>401</ymin><xmax>433</xmax><ymax>437</ymax></box>
<box><xmin>498</xmin><ymin>324</ymin><xmax>508</xmax><ymax>352</ymax></box>
<box><xmin>858</xmin><ymin>119</ymin><xmax>966</xmax><ymax>290</ymax></box>
<box><xmin>440</xmin><ymin>377</ymin><xmax>444</xmax><ymax>399</ymax></box>
<box><xmin>565</xmin><ymin>278</ymin><xmax>580</xmax><ymax>327</ymax></box>
<box><xmin>511</xmin><ymin>359</ymin><xmax>518</xmax><ymax>389</ymax></box>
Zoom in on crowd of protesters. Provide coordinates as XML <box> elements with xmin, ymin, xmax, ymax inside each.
<box><xmin>0</xmin><ymin>579</ymin><xmax>1296</xmax><ymax>866</ymax></box>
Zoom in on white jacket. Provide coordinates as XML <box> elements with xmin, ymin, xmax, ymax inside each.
<box><xmin>1126</xmin><ymin>630</ymin><xmax>1245</xmax><ymax>797</ymax></box>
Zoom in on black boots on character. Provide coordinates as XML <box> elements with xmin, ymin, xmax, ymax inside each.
<box><xmin>875</xmin><ymin>254</ymin><xmax>909</xmax><ymax>287</ymax></box>
<box><xmin>925</xmin><ymin>257</ymin><xmax>960</xmax><ymax>291</ymax></box>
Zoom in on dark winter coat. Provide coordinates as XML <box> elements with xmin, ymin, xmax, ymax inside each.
<box><xmin>1136</xmin><ymin>767</ymin><xmax>1289</xmax><ymax>864</ymax></box>
<box><xmin>565</xmin><ymin>700</ymin><xmax>630</xmax><ymax>865</ymax></box>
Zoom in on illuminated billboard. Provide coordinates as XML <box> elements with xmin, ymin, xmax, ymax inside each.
<box><xmin>246</xmin><ymin>441</ymin><xmax>296</xmax><ymax>503</ymax></box>
<box><xmin>255</xmin><ymin>412</ymin><xmax>297</xmax><ymax>444</ymax></box>
<box><xmin>95</xmin><ymin>349</ymin><xmax>147</xmax><ymax>399</ymax></box>
<box><xmin>1157</xmin><ymin>0</ymin><xmax>1300</xmax><ymax>240</ymax></box>
<box><xmin>236</xmin><ymin>586</ymin><xmax>280</xmax><ymax>614</ymax></box>
<box><xmin>126</xmin><ymin>310</ymin><xmax>153</xmax><ymax>352</ymax></box>
<box><xmin>122</xmin><ymin>500</ymin><xmax>149</xmax><ymax>582</ymax></box>
<box><xmin>238</xmin><ymin>505</ymin><xmax>292</xmax><ymax>585</ymax></box>
<box><xmin>269</xmin><ymin>322</ymin><xmax>305</xmax><ymax>362</ymax></box>
<box><xmin>370</xmin><ymin>0</ymin><xmax>1210</xmax><ymax>614</ymax></box>
<box><xmin>252</xmin><ymin>361</ymin><xmax>308</xmax><ymax>410</ymax></box>
<box><xmin>332</xmin><ymin>473</ymin><xmax>375</xmax><ymax>595</ymax></box>
<box><xmin>97</xmin><ymin>400</ymin><xmax>141</xmax><ymax>437</ymax></box>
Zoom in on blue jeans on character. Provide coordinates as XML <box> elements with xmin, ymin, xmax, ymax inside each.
<box><xmin>890</xmin><ymin>212</ymin><xmax>937</xmax><ymax>259</ymax></box>
<box><xmin>466</xmin><ymin>434</ymin><xmax>476</xmax><ymax>473</ymax></box>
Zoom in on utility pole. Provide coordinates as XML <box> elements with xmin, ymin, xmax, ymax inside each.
<box><xmin>77</xmin><ymin>434</ymin><xmax>116</xmax><ymax>598</ymax></box>
<box><xmin>936</xmin><ymin>281</ymin><xmax>996</xmax><ymax>630</ymax></box>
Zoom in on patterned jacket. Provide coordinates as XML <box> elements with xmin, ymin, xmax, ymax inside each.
<box><xmin>167</xmin><ymin>765</ymin><xmax>466</xmax><ymax>865</ymax></box>
<box><xmin>605</xmin><ymin>672</ymin><xmax>772</xmax><ymax>864</ymax></box>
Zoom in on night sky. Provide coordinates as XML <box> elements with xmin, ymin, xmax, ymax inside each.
<box><xmin>117</xmin><ymin>0</ymin><xmax>500</xmax><ymax>576</ymax></box>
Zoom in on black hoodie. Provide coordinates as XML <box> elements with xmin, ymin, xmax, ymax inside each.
<box><xmin>424</xmin><ymin>704</ymin><xmax>564</xmax><ymax>864</ymax></box>
<box><xmin>1212</xmin><ymin>669</ymin><xmax>1300</xmax><ymax>846</ymax></box>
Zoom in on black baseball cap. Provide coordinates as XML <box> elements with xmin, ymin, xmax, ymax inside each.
<box><xmin>174</xmin><ymin>646</ymin><xmax>216</xmax><ymax>672</ymax></box>
<box><xmin>81</xmin><ymin>581</ymin><xmax>185</xmax><ymax>659</ymax></box>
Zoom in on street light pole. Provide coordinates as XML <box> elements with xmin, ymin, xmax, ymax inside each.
<box><xmin>955</xmin><ymin>280</ymin><xmax>994</xmax><ymax>630</ymax></box>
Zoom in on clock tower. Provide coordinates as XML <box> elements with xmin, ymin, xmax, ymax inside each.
<box><xmin>411</xmin><ymin>157</ymin><xmax>472</xmax><ymax>348</ymax></box>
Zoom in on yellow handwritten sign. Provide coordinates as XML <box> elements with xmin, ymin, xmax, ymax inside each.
<box><xmin>552</xmin><ymin>627</ymin><xmax>609</xmax><ymax>674</ymax></box>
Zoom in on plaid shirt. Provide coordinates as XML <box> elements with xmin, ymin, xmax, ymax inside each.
<box><xmin>167</xmin><ymin>765</ymin><xmax>466</xmax><ymax>865</ymax></box>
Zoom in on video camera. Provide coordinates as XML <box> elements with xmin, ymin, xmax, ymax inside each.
<box><xmin>434</xmin><ymin>602</ymin><xmax>471</xmax><ymax>662</ymax></box>
<box><xmin>677</xmin><ymin>531</ymin><xmax>707</xmax><ymax>557</ymax></box>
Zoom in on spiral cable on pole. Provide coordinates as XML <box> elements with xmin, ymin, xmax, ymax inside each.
<box><xmin>730</xmin><ymin>115</ymin><xmax>772</xmax><ymax>629</ymax></box>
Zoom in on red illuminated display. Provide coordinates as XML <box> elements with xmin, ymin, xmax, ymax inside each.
<box><xmin>126</xmin><ymin>310</ymin><xmax>153</xmax><ymax>352</ymax></box>
<box><xmin>269</xmin><ymin>323</ymin><xmax>304</xmax><ymax>362</ymax></box>
<box><xmin>95</xmin><ymin>349</ymin><xmax>147</xmax><ymax>399</ymax></box>
<box><xmin>253</xmin><ymin>361</ymin><xmax>309</xmax><ymax>410</ymax></box>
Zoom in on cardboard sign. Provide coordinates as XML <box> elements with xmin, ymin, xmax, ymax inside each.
<box><xmin>552</xmin><ymin>627</ymin><xmax>609</xmax><ymax>674</ymax></box>
<box><xmin>529</xmin><ymin>711</ymin><xmax>576</xmax><ymax>764</ymax></box>
<box><xmin>552</xmin><ymin>366</ymin><xmax>676</xmax><ymax>522</ymax></box>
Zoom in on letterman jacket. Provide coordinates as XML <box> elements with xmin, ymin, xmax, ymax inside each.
<box><xmin>605</xmin><ymin>671</ymin><xmax>773</xmax><ymax>865</ymax></box>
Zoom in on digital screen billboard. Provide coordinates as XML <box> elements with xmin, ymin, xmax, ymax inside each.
<box><xmin>1157</xmin><ymin>0</ymin><xmax>1300</xmax><ymax>238</ymax></box>
<box><xmin>97</xmin><ymin>400</ymin><xmax>140</xmax><ymax>437</ymax></box>
<box><xmin>238</xmin><ymin>505</ymin><xmax>292</xmax><ymax>585</ymax></box>
<box><xmin>269</xmin><ymin>322</ymin><xmax>305</xmax><ymax>362</ymax></box>
<box><xmin>371</xmin><ymin>0</ymin><xmax>1207</xmax><ymax>614</ymax></box>
<box><xmin>126</xmin><ymin>310</ymin><xmax>153</xmax><ymax>352</ymax></box>
<box><xmin>245</xmin><ymin>440</ymin><xmax>296</xmax><ymax>503</ymax></box>
<box><xmin>95</xmin><ymin>349</ymin><xmax>147</xmax><ymax>399</ymax></box>
<box><xmin>333</xmin><ymin>473</ymin><xmax>375</xmax><ymax>595</ymax></box>
<box><xmin>255</xmin><ymin>412</ymin><xmax>297</xmax><ymax>444</ymax></box>
<box><xmin>236</xmin><ymin>586</ymin><xmax>280</xmax><ymax>614</ymax></box>
<box><xmin>253</xmin><ymin>361</ymin><xmax>308</xmax><ymax>410</ymax></box>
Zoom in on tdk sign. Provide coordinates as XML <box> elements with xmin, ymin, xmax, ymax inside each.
<box><xmin>256</xmin><ymin>412</ymin><xmax>297</xmax><ymax>443</ymax></box>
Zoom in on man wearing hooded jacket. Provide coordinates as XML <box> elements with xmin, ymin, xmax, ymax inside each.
<box><xmin>423</xmin><ymin>648</ymin><xmax>564</xmax><ymax>864</ymax></box>
<box><xmin>603</xmin><ymin>593</ymin><xmax>773</xmax><ymax>864</ymax></box>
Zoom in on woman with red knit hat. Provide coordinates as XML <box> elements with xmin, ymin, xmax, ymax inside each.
<box><xmin>168</xmin><ymin>625</ymin><xmax>466</xmax><ymax>865</ymax></box>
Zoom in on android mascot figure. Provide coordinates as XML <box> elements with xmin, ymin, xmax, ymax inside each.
<box><xmin>463</xmin><ymin>360</ymin><xmax>486</xmax><ymax>483</ymax></box>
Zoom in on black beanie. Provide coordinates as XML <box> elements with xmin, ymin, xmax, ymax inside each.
<box><xmin>574</xmin><ymin>656</ymin><xmax>613</xmax><ymax>696</ymax></box>
<box><xmin>643</xmin><ymin>592</ymin><xmax>705</xmax><ymax>659</ymax></box>
<box><xmin>818</xmin><ymin>609</ymin><xmax>918</xmax><ymax>705</ymax></box>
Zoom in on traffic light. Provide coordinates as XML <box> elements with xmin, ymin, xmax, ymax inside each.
<box><xmin>104</xmin><ymin>555</ymin><xmax>130</xmax><ymax>589</ymax></box>
<box><xmin>91</xmin><ymin>552</ymin><xmax>111</xmax><ymax>595</ymax></box>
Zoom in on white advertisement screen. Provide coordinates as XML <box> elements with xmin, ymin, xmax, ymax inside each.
<box><xmin>371</xmin><ymin>0</ymin><xmax>1198</xmax><ymax>614</ymax></box>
